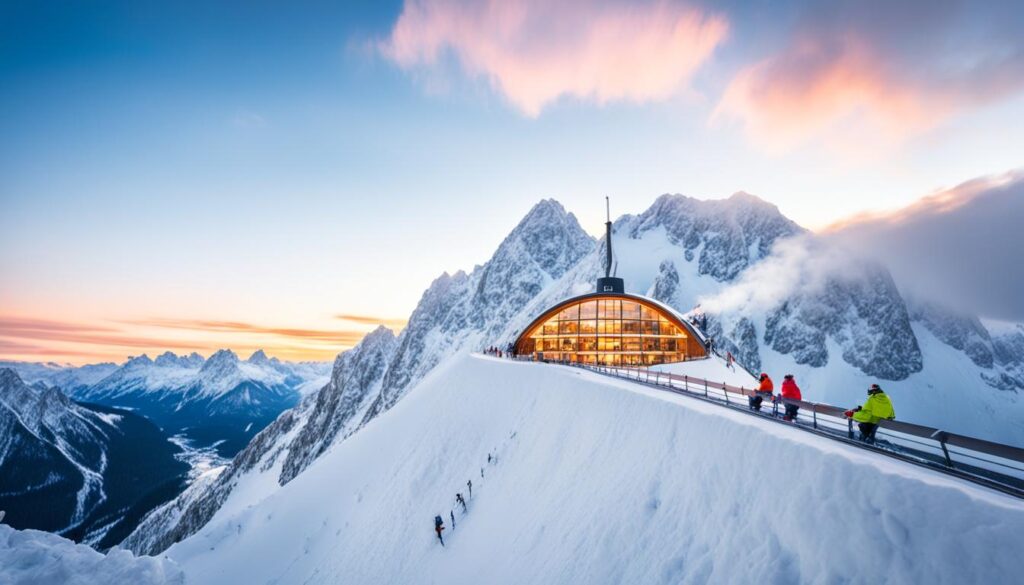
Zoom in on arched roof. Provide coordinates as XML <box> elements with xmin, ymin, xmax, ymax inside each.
<box><xmin>513</xmin><ymin>291</ymin><xmax>706</xmax><ymax>348</ymax></box>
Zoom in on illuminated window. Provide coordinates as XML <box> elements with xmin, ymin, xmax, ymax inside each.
<box><xmin>514</xmin><ymin>295</ymin><xmax>704</xmax><ymax>365</ymax></box>
<box><xmin>622</xmin><ymin>301</ymin><xmax>641</xmax><ymax>319</ymax></box>
<box><xmin>580</xmin><ymin>301</ymin><xmax>597</xmax><ymax>319</ymax></box>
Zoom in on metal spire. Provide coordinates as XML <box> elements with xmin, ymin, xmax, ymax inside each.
<box><xmin>605</xmin><ymin>196</ymin><xmax>613</xmax><ymax>278</ymax></box>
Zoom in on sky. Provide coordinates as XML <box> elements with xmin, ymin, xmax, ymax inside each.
<box><xmin>1</xmin><ymin>0</ymin><xmax>1022</xmax><ymax>364</ymax></box>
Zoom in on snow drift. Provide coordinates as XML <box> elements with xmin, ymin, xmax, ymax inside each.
<box><xmin>0</xmin><ymin>524</ymin><xmax>183</xmax><ymax>585</ymax></box>
<box><xmin>165</xmin><ymin>355</ymin><xmax>1024</xmax><ymax>584</ymax></box>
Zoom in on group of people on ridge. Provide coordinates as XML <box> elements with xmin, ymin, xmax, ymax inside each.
<box><xmin>749</xmin><ymin>373</ymin><xmax>896</xmax><ymax>442</ymax></box>
<box><xmin>436</xmin><ymin>449</ymin><xmax>502</xmax><ymax>546</ymax></box>
<box><xmin>484</xmin><ymin>346</ymin><xmax>509</xmax><ymax>358</ymax></box>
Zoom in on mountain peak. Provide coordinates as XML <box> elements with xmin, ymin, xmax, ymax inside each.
<box><xmin>202</xmin><ymin>349</ymin><xmax>239</xmax><ymax>371</ymax></box>
<box><xmin>631</xmin><ymin>192</ymin><xmax>803</xmax><ymax>282</ymax></box>
<box><xmin>491</xmin><ymin>198</ymin><xmax>594</xmax><ymax>280</ymax></box>
<box><xmin>247</xmin><ymin>349</ymin><xmax>270</xmax><ymax>364</ymax></box>
<box><xmin>154</xmin><ymin>351</ymin><xmax>182</xmax><ymax>367</ymax></box>
<box><xmin>365</xmin><ymin>325</ymin><xmax>396</xmax><ymax>345</ymax></box>
<box><xmin>0</xmin><ymin>367</ymin><xmax>23</xmax><ymax>387</ymax></box>
<box><xmin>125</xmin><ymin>354</ymin><xmax>154</xmax><ymax>368</ymax></box>
<box><xmin>210</xmin><ymin>348</ymin><xmax>238</xmax><ymax>359</ymax></box>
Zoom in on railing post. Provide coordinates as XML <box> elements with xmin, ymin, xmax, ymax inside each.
<box><xmin>847</xmin><ymin>417</ymin><xmax>854</xmax><ymax>439</ymax></box>
<box><xmin>723</xmin><ymin>382</ymin><xmax>729</xmax><ymax>404</ymax></box>
<box><xmin>932</xmin><ymin>431</ymin><xmax>954</xmax><ymax>467</ymax></box>
<box><xmin>703</xmin><ymin>379</ymin><xmax>708</xmax><ymax>398</ymax></box>
<box><xmin>812</xmin><ymin>405</ymin><xmax>818</xmax><ymax>430</ymax></box>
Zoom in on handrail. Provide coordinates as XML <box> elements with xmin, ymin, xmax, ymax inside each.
<box><xmin>511</xmin><ymin>356</ymin><xmax>1024</xmax><ymax>498</ymax></box>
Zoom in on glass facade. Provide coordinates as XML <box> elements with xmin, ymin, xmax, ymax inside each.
<box><xmin>514</xmin><ymin>296</ymin><xmax>704</xmax><ymax>366</ymax></box>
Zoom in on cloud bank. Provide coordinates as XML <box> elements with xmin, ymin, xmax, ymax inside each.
<box><xmin>697</xmin><ymin>234</ymin><xmax>861</xmax><ymax>317</ymax></box>
<box><xmin>380</xmin><ymin>0</ymin><xmax>728</xmax><ymax>116</ymax></box>
<box><xmin>825</xmin><ymin>170</ymin><xmax>1024</xmax><ymax>321</ymax></box>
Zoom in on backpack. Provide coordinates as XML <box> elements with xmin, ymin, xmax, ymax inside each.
<box><xmin>435</xmin><ymin>515</ymin><xmax>443</xmax><ymax>527</ymax></box>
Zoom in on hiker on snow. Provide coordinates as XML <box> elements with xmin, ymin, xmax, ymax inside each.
<box><xmin>780</xmin><ymin>374</ymin><xmax>801</xmax><ymax>421</ymax></box>
<box><xmin>467</xmin><ymin>479</ymin><xmax>473</xmax><ymax>499</ymax></box>
<box><xmin>845</xmin><ymin>384</ymin><xmax>895</xmax><ymax>443</ymax></box>
<box><xmin>434</xmin><ymin>515</ymin><xmax>445</xmax><ymax>546</ymax></box>
<box><xmin>749</xmin><ymin>373</ymin><xmax>773</xmax><ymax>412</ymax></box>
<box><xmin>456</xmin><ymin>493</ymin><xmax>467</xmax><ymax>512</ymax></box>
<box><xmin>450</xmin><ymin>510</ymin><xmax>456</xmax><ymax>529</ymax></box>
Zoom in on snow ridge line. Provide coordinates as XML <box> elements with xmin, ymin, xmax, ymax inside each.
<box><xmin>536</xmin><ymin>358</ymin><xmax>1024</xmax><ymax>499</ymax></box>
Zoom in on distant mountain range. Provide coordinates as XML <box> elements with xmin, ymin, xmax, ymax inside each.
<box><xmin>5</xmin><ymin>350</ymin><xmax>331</xmax><ymax>457</ymax></box>
<box><xmin>123</xmin><ymin>194</ymin><xmax>1024</xmax><ymax>555</ymax></box>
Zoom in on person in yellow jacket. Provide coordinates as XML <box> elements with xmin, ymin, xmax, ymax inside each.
<box><xmin>844</xmin><ymin>384</ymin><xmax>895</xmax><ymax>443</ymax></box>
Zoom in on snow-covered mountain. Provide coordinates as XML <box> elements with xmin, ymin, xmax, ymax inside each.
<box><xmin>0</xmin><ymin>368</ymin><xmax>188</xmax><ymax>549</ymax></box>
<box><xmin>365</xmin><ymin>198</ymin><xmax>595</xmax><ymax>420</ymax></box>
<box><xmin>123</xmin><ymin>199</ymin><xmax>593</xmax><ymax>554</ymax></box>
<box><xmin>157</xmin><ymin>355</ymin><xmax>1024</xmax><ymax>584</ymax></box>
<box><xmin>1</xmin><ymin>360</ymin><xmax>119</xmax><ymax>395</ymax></box>
<box><xmin>121</xmin><ymin>194</ymin><xmax>1024</xmax><ymax>556</ymax></box>
<box><xmin>121</xmin><ymin>326</ymin><xmax>399</xmax><ymax>555</ymax></box>
<box><xmin>75</xmin><ymin>350</ymin><xmax>330</xmax><ymax>457</ymax></box>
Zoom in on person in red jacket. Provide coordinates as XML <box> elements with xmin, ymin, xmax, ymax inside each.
<box><xmin>749</xmin><ymin>373</ymin><xmax>773</xmax><ymax>412</ymax></box>
<box><xmin>780</xmin><ymin>374</ymin><xmax>802</xmax><ymax>421</ymax></box>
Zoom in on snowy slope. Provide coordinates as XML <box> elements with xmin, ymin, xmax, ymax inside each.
<box><xmin>165</xmin><ymin>355</ymin><xmax>1024</xmax><ymax>585</ymax></box>
<box><xmin>0</xmin><ymin>524</ymin><xmax>182</xmax><ymax>585</ymax></box>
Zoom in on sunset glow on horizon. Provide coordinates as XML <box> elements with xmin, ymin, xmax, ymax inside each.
<box><xmin>2</xmin><ymin>0</ymin><xmax>1022</xmax><ymax>364</ymax></box>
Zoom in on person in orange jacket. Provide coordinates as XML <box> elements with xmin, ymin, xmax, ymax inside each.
<box><xmin>749</xmin><ymin>373</ymin><xmax>774</xmax><ymax>412</ymax></box>
<box><xmin>780</xmin><ymin>374</ymin><xmax>802</xmax><ymax>421</ymax></box>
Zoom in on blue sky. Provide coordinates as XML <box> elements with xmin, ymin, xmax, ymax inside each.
<box><xmin>2</xmin><ymin>0</ymin><xmax>1022</xmax><ymax>362</ymax></box>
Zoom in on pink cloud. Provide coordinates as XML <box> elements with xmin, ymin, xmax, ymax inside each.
<box><xmin>380</xmin><ymin>0</ymin><xmax>729</xmax><ymax>116</ymax></box>
<box><xmin>713</xmin><ymin>36</ymin><xmax>954</xmax><ymax>154</ymax></box>
<box><xmin>712</xmin><ymin>1</ymin><xmax>1024</xmax><ymax>154</ymax></box>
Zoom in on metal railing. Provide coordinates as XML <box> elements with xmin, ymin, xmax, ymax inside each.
<box><xmin>519</xmin><ymin>357</ymin><xmax>1024</xmax><ymax>498</ymax></box>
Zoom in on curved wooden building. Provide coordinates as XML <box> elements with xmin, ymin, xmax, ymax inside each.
<box><xmin>513</xmin><ymin>292</ymin><xmax>706</xmax><ymax>365</ymax></box>
<box><xmin>513</xmin><ymin>198</ymin><xmax>706</xmax><ymax>366</ymax></box>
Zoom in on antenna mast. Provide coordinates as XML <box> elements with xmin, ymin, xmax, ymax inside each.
<box><xmin>605</xmin><ymin>196</ymin><xmax>613</xmax><ymax>278</ymax></box>
<box><xmin>595</xmin><ymin>197</ymin><xmax>625</xmax><ymax>294</ymax></box>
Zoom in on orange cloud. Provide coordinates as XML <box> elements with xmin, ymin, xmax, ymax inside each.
<box><xmin>334</xmin><ymin>314</ymin><xmax>408</xmax><ymax>331</ymax></box>
<box><xmin>0</xmin><ymin>315</ymin><xmax>378</xmax><ymax>365</ymax></box>
<box><xmin>0</xmin><ymin>317</ymin><xmax>117</xmax><ymax>334</ymax></box>
<box><xmin>125</xmin><ymin>318</ymin><xmax>373</xmax><ymax>345</ymax></box>
<box><xmin>380</xmin><ymin>0</ymin><xmax>729</xmax><ymax>116</ymax></box>
<box><xmin>0</xmin><ymin>339</ymin><xmax>123</xmax><ymax>362</ymax></box>
<box><xmin>0</xmin><ymin>316</ymin><xmax>208</xmax><ymax>350</ymax></box>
